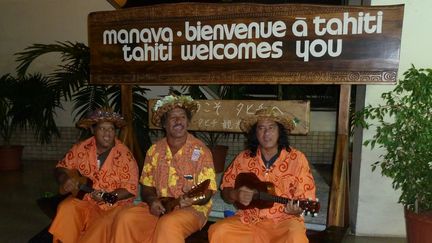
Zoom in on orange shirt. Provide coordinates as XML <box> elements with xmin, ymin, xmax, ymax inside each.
<box><xmin>57</xmin><ymin>137</ymin><xmax>139</xmax><ymax>210</ymax></box>
<box><xmin>140</xmin><ymin>133</ymin><xmax>217</xmax><ymax>223</ymax></box>
<box><xmin>221</xmin><ymin>147</ymin><xmax>316</xmax><ymax>224</ymax></box>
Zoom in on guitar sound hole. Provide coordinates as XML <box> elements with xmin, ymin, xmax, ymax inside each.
<box><xmin>103</xmin><ymin>193</ymin><xmax>118</xmax><ymax>204</ymax></box>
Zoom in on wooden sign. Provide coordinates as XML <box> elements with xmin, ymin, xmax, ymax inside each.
<box><xmin>148</xmin><ymin>99</ymin><xmax>310</xmax><ymax>134</ymax></box>
<box><xmin>88</xmin><ymin>3</ymin><xmax>404</xmax><ymax>85</ymax></box>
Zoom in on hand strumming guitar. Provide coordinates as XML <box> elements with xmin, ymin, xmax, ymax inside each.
<box><xmin>142</xmin><ymin>185</ymin><xmax>166</xmax><ymax>216</ymax></box>
<box><xmin>150</xmin><ymin>200</ymin><xmax>166</xmax><ymax>216</ymax></box>
<box><xmin>61</xmin><ymin>178</ymin><xmax>79</xmax><ymax>195</ymax></box>
<box><xmin>179</xmin><ymin>195</ymin><xmax>195</xmax><ymax>208</ymax></box>
<box><xmin>55</xmin><ymin>168</ymin><xmax>77</xmax><ymax>195</ymax></box>
<box><xmin>232</xmin><ymin>186</ymin><xmax>256</xmax><ymax>207</ymax></box>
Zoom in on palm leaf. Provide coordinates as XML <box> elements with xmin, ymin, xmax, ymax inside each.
<box><xmin>108</xmin><ymin>85</ymin><xmax>152</xmax><ymax>152</ymax></box>
<box><xmin>7</xmin><ymin>74</ymin><xmax>62</xmax><ymax>144</ymax></box>
<box><xmin>72</xmin><ymin>85</ymin><xmax>110</xmax><ymax>122</ymax></box>
<box><xmin>15</xmin><ymin>41</ymin><xmax>90</xmax><ymax>101</ymax></box>
<box><xmin>14</xmin><ymin>41</ymin><xmax>153</xmax><ymax>152</ymax></box>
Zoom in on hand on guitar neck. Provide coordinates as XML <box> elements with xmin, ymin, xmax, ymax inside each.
<box><xmin>284</xmin><ymin>199</ymin><xmax>306</xmax><ymax>216</ymax></box>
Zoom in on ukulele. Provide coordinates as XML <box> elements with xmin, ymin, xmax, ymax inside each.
<box><xmin>59</xmin><ymin>169</ymin><xmax>118</xmax><ymax>205</ymax></box>
<box><xmin>159</xmin><ymin>179</ymin><xmax>211</xmax><ymax>214</ymax></box>
<box><xmin>234</xmin><ymin>172</ymin><xmax>320</xmax><ymax>216</ymax></box>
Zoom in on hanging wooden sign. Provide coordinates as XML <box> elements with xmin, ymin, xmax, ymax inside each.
<box><xmin>148</xmin><ymin>99</ymin><xmax>310</xmax><ymax>134</ymax></box>
<box><xmin>88</xmin><ymin>3</ymin><xmax>404</xmax><ymax>85</ymax></box>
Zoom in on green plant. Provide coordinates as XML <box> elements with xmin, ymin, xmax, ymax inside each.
<box><xmin>0</xmin><ymin>73</ymin><xmax>61</xmax><ymax>145</ymax></box>
<box><xmin>353</xmin><ymin>66</ymin><xmax>432</xmax><ymax>213</ymax></box>
<box><xmin>14</xmin><ymin>41</ymin><xmax>152</xmax><ymax>152</ymax></box>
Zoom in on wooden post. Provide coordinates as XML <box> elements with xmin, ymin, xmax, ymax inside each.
<box><xmin>327</xmin><ymin>84</ymin><xmax>351</xmax><ymax>227</ymax></box>
<box><xmin>119</xmin><ymin>85</ymin><xmax>144</xmax><ymax>168</ymax></box>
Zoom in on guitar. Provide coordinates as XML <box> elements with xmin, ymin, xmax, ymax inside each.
<box><xmin>159</xmin><ymin>179</ymin><xmax>211</xmax><ymax>214</ymax></box>
<box><xmin>59</xmin><ymin>169</ymin><xmax>118</xmax><ymax>205</ymax></box>
<box><xmin>234</xmin><ymin>172</ymin><xmax>320</xmax><ymax>217</ymax></box>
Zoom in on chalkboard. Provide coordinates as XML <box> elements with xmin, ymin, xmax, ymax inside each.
<box><xmin>148</xmin><ymin>99</ymin><xmax>310</xmax><ymax>134</ymax></box>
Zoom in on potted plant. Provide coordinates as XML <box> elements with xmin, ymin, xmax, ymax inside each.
<box><xmin>0</xmin><ymin>73</ymin><xmax>62</xmax><ymax>170</ymax></box>
<box><xmin>15</xmin><ymin>41</ymin><xmax>152</xmax><ymax>168</ymax></box>
<box><xmin>353</xmin><ymin>66</ymin><xmax>432</xmax><ymax>243</ymax></box>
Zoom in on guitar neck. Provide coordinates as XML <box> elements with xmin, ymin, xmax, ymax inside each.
<box><xmin>259</xmin><ymin>192</ymin><xmax>294</xmax><ymax>205</ymax></box>
<box><xmin>234</xmin><ymin>173</ymin><xmax>319</xmax><ymax>215</ymax></box>
<box><xmin>258</xmin><ymin>192</ymin><xmax>319</xmax><ymax>215</ymax></box>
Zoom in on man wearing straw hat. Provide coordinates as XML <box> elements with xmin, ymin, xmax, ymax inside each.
<box><xmin>208</xmin><ymin>107</ymin><xmax>316</xmax><ymax>243</ymax></box>
<box><xmin>49</xmin><ymin>108</ymin><xmax>139</xmax><ymax>243</ymax></box>
<box><xmin>111</xmin><ymin>95</ymin><xmax>217</xmax><ymax>243</ymax></box>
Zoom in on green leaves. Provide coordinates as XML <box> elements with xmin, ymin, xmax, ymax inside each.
<box><xmin>353</xmin><ymin>66</ymin><xmax>432</xmax><ymax>212</ymax></box>
<box><xmin>0</xmin><ymin>73</ymin><xmax>62</xmax><ymax>144</ymax></box>
<box><xmin>12</xmin><ymin>41</ymin><xmax>152</xmax><ymax>152</ymax></box>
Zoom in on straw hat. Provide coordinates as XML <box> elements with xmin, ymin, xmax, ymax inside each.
<box><xmin>151</xmin><ymin>95</ymin><xmax>198</xmax><ymax>127</ymax></box>
<box><xmin>77</xmin><ymin>108</ymin><xmax>126</xmax><ymax>129</ymax></box>
<box><xmin>239</xmin><ymin>107</ymin><xmax>296</xmax><ymax>133</ymax></box>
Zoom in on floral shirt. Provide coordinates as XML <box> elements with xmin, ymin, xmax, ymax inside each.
<box><xmin>57</xmin><ymin>137</ymin><xmax>139</xmax><ymax>210</ymax></box>
<box><xmin>221</xmin><ymin>147</ymin><xmax>316</xmax><ymax>224</ymax></box>
<box><xmin>140</xmin><ymin>133</ymin><xmax>217</xmax><ymax>225</ymax></box>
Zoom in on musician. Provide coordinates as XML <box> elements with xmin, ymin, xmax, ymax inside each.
<box><xmin>208</xmin><ymin>108</ymin><xmax>316</xmax><ymax>243</ymax></box>
<box><xmin>49</xmin><ymin>108</ymin><xmax>139</xmax><ymax>243</ymax></box>
<box><xmin>111</xmin><ymin>95</ymin><xmax>217</xmax><ymax>243</ymax></box>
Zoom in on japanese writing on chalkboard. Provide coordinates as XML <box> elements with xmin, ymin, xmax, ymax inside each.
<box><xmin>149</xmin><ymin>100</ymin><xmax>310</xmax><ymax>134</ymax></box>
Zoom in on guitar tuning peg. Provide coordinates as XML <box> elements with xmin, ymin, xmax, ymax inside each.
<box><xmin>315</xmin><ymin>198</ymin><xmax>319</xmax><ymax>202</ymax></box>
<box><xmin>313</xmin><ymin>213</ymin><xmax>318</xmax><ymax>217</ymax></box>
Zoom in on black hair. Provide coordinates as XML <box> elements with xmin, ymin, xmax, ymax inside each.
<box><xmin>160</xmin><ymin>107</ymin><xmax>193</xmax><ymax>128</ymax></box>
<box><xmin>245</xmin><ymin>122</ymin><xmax>291</xmax><ymax>157</ymax></box>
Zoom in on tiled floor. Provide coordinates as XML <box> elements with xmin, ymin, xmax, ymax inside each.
<box><xmin>0</xmin><ymin>160</ymin><xmax>57</xmax><ymax>243</ymax></box>
<box><xmin>0</xmin><ymin>160</ymin><xmax>406</xmax><ymax>243</ymax></box>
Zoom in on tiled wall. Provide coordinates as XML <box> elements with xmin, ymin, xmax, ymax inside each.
<box><xmin>291</xmin><ymin>132</ymin><xmax>336</xmax><ymax>165</ymax></box>
<box><xmin>3</xmin><ymin>127</ymin><xmax>335</xmax><ymax>165</ymax></box>
<box><xmin>3</xmin><ymin>127</ymin><xmax>81</xmax><ymax>161</ymax></box>
<box><xmin>208</xmin><ymin>132</ymin><xmax>335</xmax><ymax>168</ymax></box>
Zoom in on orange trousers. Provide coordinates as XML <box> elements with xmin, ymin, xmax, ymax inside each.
<box><xmin>111</xmin><ymin>203</ymin><xmax>202</xmax><ymax>243</ymax></box>
<box><xmin>208</xmin><ymin>215</ymin><xmax>308</xmax><ymax>243</ymax></box>
<box><xmin>48</xmin><ymin>196</ymin><xmax>124</xmax><ymax>243</ymax></box>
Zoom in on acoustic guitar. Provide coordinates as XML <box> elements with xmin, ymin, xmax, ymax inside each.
<box><xmin>159</xmin><ymin>179</ymin><xmax>211</xmax><ymax>214</ymax></box>
<box><xmin>234</xmin><ymin>172</ymin><xmax>320</xmax><ymax>216</ymax></box>
<box><xmin>59</xmin><ymin>169</ymin><xmax>118</xmax><ymax>205</ymax></box>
